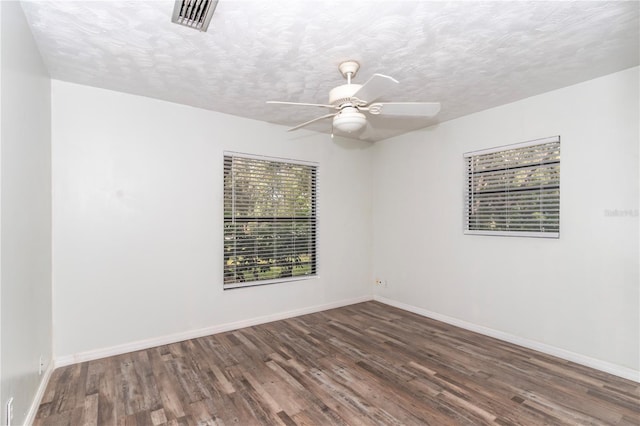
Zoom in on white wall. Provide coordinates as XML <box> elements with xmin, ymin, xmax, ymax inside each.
<box><xmin>52</xmin><ymin>80</ymin><xmax>373</xmax><ymax>359</ymax></box>
<box><xmin>0</xmin><ymin>2</ymin><xmax>52</xmax><ymax>425</ymax></box>
<box><xmin>51</xmin><ymin>65</ymin><xmax>638</xmax><ymax>379</ymax></box>
<box><xmin>372</xmin><ymin>67</ymin><xmax>639</xmax><ymax>373</ymax></box>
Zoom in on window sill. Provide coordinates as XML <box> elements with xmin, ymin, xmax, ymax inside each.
<box><xmin>223</xmin><ymin>274</ymin><xmax>318</xmax><ymax>290</ymax></box>
<box><xmin>464</xmin><ymin>230</ymin><xmax>559</xmax><ymax>239</ymax></box>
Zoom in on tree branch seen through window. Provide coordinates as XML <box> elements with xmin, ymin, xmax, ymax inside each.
<box><xmin>223</xmin><ymin>154</ymin><xmax>317</xmax><ymax>288</ymax></box>
<box><xmin>464</xmin><ymin>136</ymin><xmax>560</xmax><ymax>238</ymax></box>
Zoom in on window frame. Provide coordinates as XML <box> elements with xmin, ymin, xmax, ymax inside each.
<box><xmin>223</xmin><ymin>151</ymin><xmax>319</xmax><ymax>290</ymax></box>
<box><xmin>463</xmin><ymin>136</ymin><xmax>560</xmax><ymax>238</ymax></box>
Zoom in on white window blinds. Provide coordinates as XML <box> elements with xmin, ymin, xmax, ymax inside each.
<box><xmin>223</xmin><ymin>153</ymin><xmax>318</xmax><ymax>288</ymax></box>
<box><xmin>464</xmin><ymin>136</ymin><xmax>560</xmax><ymax>238</ymax></box>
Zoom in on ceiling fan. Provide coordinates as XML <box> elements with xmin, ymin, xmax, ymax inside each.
<box><xmin>267</xmin><ymin>60</ymin><xmax>441</xmax><ymax>138</ymax></box>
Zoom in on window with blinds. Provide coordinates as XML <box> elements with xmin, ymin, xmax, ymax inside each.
<box><xmin>223</xmin><ymin>153</ymin><xmax>317</xmax><ymax>288</ymax></box>
<box><xmin>464</xmin><ymin>136</ymin><xmax>560</xmax><ymax>238</ymax></box>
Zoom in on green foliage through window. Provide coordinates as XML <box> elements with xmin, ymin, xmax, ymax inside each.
<box><xmin>464</xmin><ymin>137</ymin><xmax>560</xmax><ymax>237</ymax></box>
<box><xmin>224</xmin><ymin>154</ymin><xmax>317</xmax><ymax>287</ymax></box>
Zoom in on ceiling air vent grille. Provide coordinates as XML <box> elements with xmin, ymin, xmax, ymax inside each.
<box><xmin>171</xmin><ymin>0</ymin><xmax>219</xmax><ymax>32</ymax></box>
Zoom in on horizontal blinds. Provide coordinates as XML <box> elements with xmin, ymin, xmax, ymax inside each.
<box><xmin>464</xmin><ymin>138</ymin><xmax>560</xmax><ymax>237</ymax></box>
<box><xmin>224</xmin><ymin>154</ymin><xmax>317</xmax><ymax>286</ymax></box>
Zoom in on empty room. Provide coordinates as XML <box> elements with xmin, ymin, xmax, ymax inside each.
<box><xmin>1</xmin><ymin>0</ymin><xmax>638</xmax><ymax>425</ymax></box>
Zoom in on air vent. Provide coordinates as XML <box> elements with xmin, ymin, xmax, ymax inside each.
<box><xmin>171</xmin><ymin>0</ymin><xmax>219</xmax><ymax>32</ymax></box>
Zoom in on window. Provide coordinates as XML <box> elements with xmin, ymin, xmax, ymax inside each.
<box><xmin>223</xmin><ymin>153</ymin><xmax>317</xmax><ymax>288</ymax></box>
<box><xmin>464</xmin><ymin>136</ymin><xmax>560</xmax><ymax>238</ymax></box>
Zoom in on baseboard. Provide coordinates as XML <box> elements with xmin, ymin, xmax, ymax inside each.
<box><xmin>374</xmin><ymin>295</ymin><xmax>640</xmax><ymax>383</ymax></box>
<box><xmin>24</xmin><ymin>362</ymin><xmax>55</xmax><ymax>426</ymax></box>
<box><xmin>54</xmin><ymin>295</ymin><xmax>373</xmax><ymax>368</ymax></box>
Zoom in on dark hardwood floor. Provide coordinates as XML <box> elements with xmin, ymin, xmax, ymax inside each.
<box><xmin>35</xmin><ymin>301</ymin><xmax>639</xmax><ymax>425</ymax></box>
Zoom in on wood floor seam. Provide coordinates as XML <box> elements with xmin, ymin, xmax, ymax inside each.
<box><xmin>34</xmin><ymin>301</ymin><xmax>640</xmax><ymax>425</ymax></box>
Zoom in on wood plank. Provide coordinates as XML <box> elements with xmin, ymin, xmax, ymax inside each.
<box><xmin>34</xmin><ymin>301</ymin><xmax>640</xmax><ymax>425</ymax></box>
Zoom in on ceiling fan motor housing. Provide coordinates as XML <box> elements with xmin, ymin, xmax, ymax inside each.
<box><xmin>329</xmin><ymin>84</ymin><xmax>363</xmax><ymax>106</ymax></box>
<box><xmin>330</xmin><ymin>83</ymin><xmax>367</xmax><ymax>133</ymax></box>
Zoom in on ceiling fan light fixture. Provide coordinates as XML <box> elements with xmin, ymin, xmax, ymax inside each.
<box><xmin>333</xmin><ymin>107</ymin><xmax>366</xmax><ymax>133</ymax></box>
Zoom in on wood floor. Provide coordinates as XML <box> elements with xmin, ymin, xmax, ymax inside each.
<box><xmin>35</xmin><ymin>301</ymin><xmax>639</xmax><ymax>425</ymax></box>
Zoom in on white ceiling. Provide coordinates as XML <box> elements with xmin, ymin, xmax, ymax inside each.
<box><xmin>21</xmin><ymin>0</ymin><xmax>639</xmax><ymax>142</ymax></box>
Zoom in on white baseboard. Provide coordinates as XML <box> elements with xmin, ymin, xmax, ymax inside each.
<box><xmin>54</xmin><ymin>295</ymin><xmax>373</xmax><ymax>368</ymax></box>
<box><xmin>374</xmin><ymin>295</ymin><xmax>640</xmax><ymax>383</ymax></box>
<box><xmin>52</xmin><ymin>293</ymin><xmax>639</xmax><ymax>382</ymax></box>
<box><xmin>24</xmin><ymin>362</ymin><xmax>55</xmax><ymax>426</ymax></box>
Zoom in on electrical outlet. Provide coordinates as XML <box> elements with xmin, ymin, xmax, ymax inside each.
<box><xmin>375</xmin><ymin>278</ymin><xmax>388</xmax><ymax>287</ymax></box>
<box><xmin>39</xmin><ymin>355</ymin><xmax>45</xmax><ymax>375</ymax></box>
<box><xmin>6</xmin><ymin>397</ymin><xmax>14</xmax><ymax>426</ymax></box>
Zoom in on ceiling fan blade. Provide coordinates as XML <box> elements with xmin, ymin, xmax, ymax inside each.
<box><xmin>367</xmin><ymin>102</ymin><xmax>441</xmax><ymax>117</ymax></box>
<box><xmin>357</xmin><ymin>121</ymin><xmax>378</xmax><ymax>141</ymax></box>
<box><xmin>267</xmin><ymin>101</ymin><xmax>336</xmax><ymax>110</ymax></box>
<box><xmin>287</xmin><ymin>113</ymin><xmax>336</xmax><ymax>132</ymax></box>
<box><xmin>352</xmin><ymin>74</ymin><xmax>399</xmax><ymax>104</ymax></box>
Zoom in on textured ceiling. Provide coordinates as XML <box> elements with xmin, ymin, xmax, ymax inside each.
<box><xmin>21</xmin><ymin>0</ymin><xmax>639</xmax><ymax>142</ymax></box>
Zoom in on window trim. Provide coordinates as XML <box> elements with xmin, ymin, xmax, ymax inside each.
<box><xmin>463</xmin><ymin>136</ymin><xmax>560</xmax><ymax>238</ymax></box>
<box><xmin>223</xmin><ymin>151</ymin><xmax>319</xmax><ymax>289</ymax></box>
